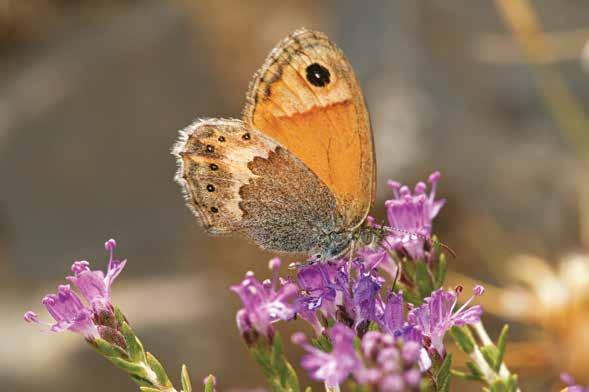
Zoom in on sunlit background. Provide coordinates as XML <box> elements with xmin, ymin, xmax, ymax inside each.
<box><xmin>3</xmin><ymin>1</ymin><xmax>589</xmax><ymax>391</ymax></box>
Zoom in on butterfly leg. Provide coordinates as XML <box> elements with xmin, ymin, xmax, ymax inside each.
<box><xmin>288</xmin><ymin>257</ymin><xmax>319</xmax><ymax>270</ymax></box>
<box><xmin>346</xmin><ymin>238</ymin><xmax>357</xmax><ymax>294</ymax></box>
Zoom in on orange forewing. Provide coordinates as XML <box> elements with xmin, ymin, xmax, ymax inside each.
<box><xmin>243</xmin><ymin>28</ymin><xmax>375</xmax><ymax>229</ymax></box>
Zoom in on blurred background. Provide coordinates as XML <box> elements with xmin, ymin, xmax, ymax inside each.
<box><xmin>2</xmin><ymin>1</ymin><xmax>589</xmax><ymax>391</ymax></box>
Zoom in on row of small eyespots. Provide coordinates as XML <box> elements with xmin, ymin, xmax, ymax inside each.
<box><xmin>204</xmin><ymin>132</ymin><xmax>250</xmax><ymax>214</ymax></box>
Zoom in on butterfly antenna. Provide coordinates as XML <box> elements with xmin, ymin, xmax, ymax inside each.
<box><xmin>433</xmin><ymin>238</ymin><xmax>456</xmax><ymax>259</ymax></box>
<box><xmin>377</xmin><ymin>226</ymin><xmax>456</xmax><ymax>259</ymax></box>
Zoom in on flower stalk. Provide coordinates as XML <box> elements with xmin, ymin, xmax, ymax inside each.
<box><xmin>451</xmin><ymin>322</ymin><xmax>519</xmax><ymax>391</ymax></box>
<box><xmin>24</xmin><ymin>239</ymin><xmax>198</xmax><ymax>392</ymax></box>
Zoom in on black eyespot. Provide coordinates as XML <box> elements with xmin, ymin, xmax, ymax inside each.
<box><xmin>242</xmin><ymin>133</ymin><xmax>251</xmax><ymax>140</ymax></box>
<box><xmin>210</xmin><ymin>207</ymin><xmax>218</xmax><ymax>213</ymax></box>
<box><xmin>206</xmin><ymin>145</ymin><xmax>214</xmax><ymax>153</ymax></box>
<box><xmin>218</xmin><ymin>136</ymin><xmax>226</xmax><ymax>142</ymax></box>
<box><xmin>305</xmin><ymin>63</ymin><xmax>331</xmax><ymax>87</ymax></box>
<box><xmin>209</xmin><ymin>163</ymin><xmax>218</xmax><ymax>171</ymax></box>
<box><xmin>206</xmin><ymin>184</ymin><xmax>215</xmax><ymax>192</ymax></box>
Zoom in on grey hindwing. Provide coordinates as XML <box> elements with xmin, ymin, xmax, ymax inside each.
<box><xmin>238</xmin><ymin>145</ymin><xmax>345</xmax><ymax>254</ymax></box>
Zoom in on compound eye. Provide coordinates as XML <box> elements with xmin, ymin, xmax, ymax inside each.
<box><xmin>360</xmin><ymin>230</ymin><xmax>373</xmax><ymax>245</ymax></box>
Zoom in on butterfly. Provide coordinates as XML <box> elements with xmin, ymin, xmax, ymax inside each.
<box><xmin>173</xmin><ymin>28</ymin><xmax>375</xmax><ymax>261</ymax></box>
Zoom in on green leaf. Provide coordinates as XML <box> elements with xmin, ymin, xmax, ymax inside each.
<box><xmin>480</xmin><ymin>345</ymin><xmax>500</xmax><ymax>372</ymax></box>
<box><xmin>139</xmin><ymin>388</ymin><xmax>160</xmax><ymax>392</ymax></box>
<box><xmin>489</xmin><ymin>379</ymin><xmax>509</xmax><ymax>392</ymax></box>
<box><xmin>436</xmin><ymin>354</ymin><xmax>452</xmax><ymax>392</ymax></box>
<box><xmin>495</xmin><ymin>324</ymin><xmax>509</xmax><ymax>372</ymax></box>
<box><xmin>419</xmin><ymin>375</ymin><xmax>434</xmax><ymax>391</ymax></box>
<box><xmin>114</xmin><ymin>306</ymin><xmax>126</xmax><ymax>326</ymax></box>
<box><xmin>271</xmin><ymin>334</ymin><xmax>300</xmax><ymax>392</ymax></box>
<box><xmin>181</xmin><ymin>365</ymin><xmax>192</xmax><ymax>392</ymax></box>
<box><xmin>403</xmin><ymin>290</ymin><xmax>422</xmax><ymax>306</ymax></box>
<box><xmin>130</xmin><ymin>374</ymin><xmax>154</xmax><ymax>387</ymax></box>
<box><xmin>250</xmin><ymin>334</ymin><xmax>300</xmax><ymax>392</ymax></box>
<box><xmin>280</xmin><ymin>360</ymin><xmax>301</xmax><ymax>392</ymax></box>
<box><xmin>450</xmin><ymin>370</ymin><xmax>472</xmax><ymax>381</ymax></box>
<box><xmin>435</xmin><ymin>253</ymin><xmax>447</xmax><ymax>289</ymax></box>
<box><xmin>146</xmin><ymin>352</ymin><xmax>171</xmax><ymax>387</ymax></box>
<box><xmin>203</xmin><ymin>374</ymin><xmax>215</xmax><ymax>392</ymax></box>
<box><xmin>402</xmin><ymin>259</ymin><xmax>417</xmax><ymax>282</ymax></box>
<box><xmin>506</xmin><ymin>374</ymin><xmax>519</xmax><ymax>392</ymax></box>
<box><xmin>251</xmin><ymin>346</ymin><xmax>274</xmax><ymax>380</ymax></box>
<box><xmin>353</xmin><ymin>335</ymin><xmax>362</xmax><ymax>353</ymax></box>
<box><xmin>450</xmin><ymin>326</ymin><xmax>475</xmax><ymax>354</ymax></box>
<box><xmin>106</xmin><ymin>356</ymin><xmax>147</xmax><ymax>377</ymax></box>
<box><xmin>121</xmin><ymin>321</ymin><xmax>146</xmax><ymax>363</ymax></box>
<box><xmin>465</xmin><ymin>361</ymin><xmax>485</xmax><ymax>381</ymax></box>
<box><xmin>451</xmin><ymin>368</ymin><xmax>483</xmax><ymax>382</ymax></box>
<box><xmin>415</xmin><ymin>260</ymin><xmax>434</xmax><ymax>300</ymax></box>
<box><xmin>431</xmin><ymin>234</ymin><xmax>442</xmax><ymax>253</ymax></box>
<box><xmin>311</xmin><ymin>334</ymin><xmax>332</xmax><ymax>352</ymax></box>
<box><xmin>271</xmin><ymin>332</ymin><xmax>284</xmax><ymax>364</ymax></box>
<box><xmin>90</xmin><ymin>337</ymin><xmax>127</xmax><ymax>358</ymax></box>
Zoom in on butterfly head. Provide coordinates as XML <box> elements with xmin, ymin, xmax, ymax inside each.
<box><xmin>311</xmin><ymin>230</ymin><xmax>354</xmax><ymax>263</ymax></box>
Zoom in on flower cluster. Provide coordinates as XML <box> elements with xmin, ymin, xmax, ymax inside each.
<box><xmin>230</xmin><ymin>257</ymin><xmax>298</xmax><ymax>344</ymax></box>
<box><xmin>231</xmin><ymin>172</ymin><xmax>487</xmax><ymax>390</ymax></box>
<box><xmin>384</xmin><ymin>171</ymin><xmax>445</xmax><ymax>261</ymax></box>
<box><xmin>356</xmin><ymin>331</ymin><xmax>422</xmax><ymax>391</ymax></box>
<box><xmin>24</xmin><ymin>240</ymin><xmax>199</xmax><ymax>392</ymax></box>
<box><xmin>289</xmin><ymin>286</ymin><xmax>483</xmax><ymax>388</ymax></box>
<box><xmin>292</xmin><ymin>324</ymin><xmax>424</xmax><ymax>391</ymax></box>
<box><xmin>22</xmin><ymin>172</ymin><xmax>512</xmax><ymax>392</ymax></box>
<box><xmin>24</xmin><ymin>239</ymin><xmax>127</xmax><ymax>346</ymax></box>
<box><xmin>292</xmin><ymin>324</ymin><xmax>359</xmax><ymax>387</ymax></box>
<box><xmin>358</xmin><ymin>171</ymin><xmax>444</xmax><ymax>280</ymax></box>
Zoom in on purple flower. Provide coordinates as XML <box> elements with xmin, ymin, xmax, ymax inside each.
<box><xmin>66</xmin><ymin>239</ymin><xmax>126</xmax><ymax>304</ymax></box>
<box><xmin>292</xmin><ymin>324</ymin><xmax>359</xmax><ymax>387</ymax></box>
<box><xmin>352</xmin><ymin>270</ymin><xmax>382</xmax><ymax>329</ymax></box>
<box><xmin>378</xmin><ymin>292</ymin><xmax>423</xmax><ymax>343</ymax></box>
<box><xmin>24</xmin><ymin>238</ymin><xmax>126</xmax><ymax>340</ymax></box>
<box><xmin>24</xmin><ymin>284</ymin><xmax>98</xmax><ymax>338</ymax></box>
<box><xmin>295</xmin><ymin>262</ymin><xmax>341</xmax><ymax>336</ymax></box>
<box><xmin>231</xmin><ymin>258</ymin><xmax>298</xmax><ymax>341</ymax></box>
<box><xmin>295</xmin><ymin>262</ymin><xmax>339</xmax><ymax>316</ymax></box>
<box><xmin>295</xmin><ymin>259</ymin><xmax>389</xmax><ymax>334</ymax></box>
<box><xmin>357</xmin><ymin>232</ymin><xmax>398</xmax><ymax>279</ymax></box>
<box><xmin>356</xmin><ymin>331</ymin><xmax>423</xmax><ymax>391</ymax></box>
<box><xmin>383</xmin><ymin>172</ymin><xmax>445</xmax><ymax>260</ymax></box>
<box><xmin>408</xmin><ymin>286</ymin><xmax>484</xmax><ymax>355</ymax></box>
<box><xmin>379</xmin><ymin>291</ymin><xmax>405</xmax><ymax>334</ymax></box>
<box><xmin>376</xmin><ymin>291</ymin><xmax>431</xmax><ymax>371</ymax></box>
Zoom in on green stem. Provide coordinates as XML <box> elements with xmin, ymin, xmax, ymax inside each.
<box><xmin>470</xmin><ymin>322</ymin><xmax>520</xmax><ymax>392</ymax></box>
